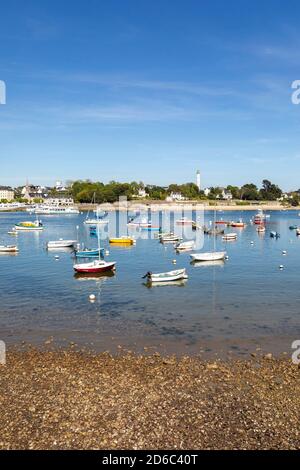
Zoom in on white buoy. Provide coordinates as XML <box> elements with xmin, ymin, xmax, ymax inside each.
<box><xmin>89</xmin><ymin>294</ymin><xmax>96</xmax><ymax>301</ymax></box>
<box><xmin>55</xmin><ymin>255</ymin><xmax>60</xmax><ymax>260</ymax></box>
<box><xmin>105</xmin><ymin>250</ymin><xmax>110</xmax><ymax>256</ymax></box>
<box><xmin>282</xmin><ymin>250</ymin><xmax>287</xmax><ymax>255</ymax></box>
<box><xmin>225</xmin><ymin>255</ymin><xmax>229</xmax><ymax>260</ymax></box>
<box><xmin>172</xmin><ymin>259</ymin><xmax>177</xmax><ymax>264</ymax></box>
<box><xmin>279</xmin><ymin>265</ymin><xmax>284</xmax><ymax>270</ymax></box>
<box><xmin>250</xmin><ymin>241</ymin><xmax>254</xmax><ymax>245</ymax></box>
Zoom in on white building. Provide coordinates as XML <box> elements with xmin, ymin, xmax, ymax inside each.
<box><xmin>196</xmin><ymin>170</ymin><xmax>201</xmax><ymax>191</ymax></box>
<box><xmin>134</xmin><ymin>188</ymin><xmax>148</xmax><ymax>198</ymax></box>
<box><xmin>216</xmin><ymin>189</ymin><xmax>232</xmax><ymax>200</ymax></box>
<box><xmin>0</xmin><ymin>186</ymin><xmax>14</xmax><ymax>201</ymax></box>
<box><xmin>166</xmin><ymin>192</ymin><xmax>186</xmax><ymax>202</ymax></box>
<box><xmin>204</xmin><ymin>188</ymin><xmax>211</xmax><ymax>197</ymax></box>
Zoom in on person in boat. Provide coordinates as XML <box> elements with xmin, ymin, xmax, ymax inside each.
<box><xmin>142</xmin><ymin>272</ymin><xmax>152</xmax><ymax>279</ymax></box>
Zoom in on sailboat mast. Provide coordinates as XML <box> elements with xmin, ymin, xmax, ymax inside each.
<box><xmin>97</xmin><ymin>207</ymin><xmax>101</xmax><ymax>261</ymax></box>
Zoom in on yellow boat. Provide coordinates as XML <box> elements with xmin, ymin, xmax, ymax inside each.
<box><xmin>109</xmin><ymin>237</ymin><xmax>134</xmax><ymax>245</ymax></box>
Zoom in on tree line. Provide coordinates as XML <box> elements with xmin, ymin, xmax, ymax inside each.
<box><xmin>65</xmin><ymin>179</ymin><xmax>285</xmax><ymax>203</ymax></box>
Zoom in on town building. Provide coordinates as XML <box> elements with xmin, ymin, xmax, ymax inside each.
<box><xmin>0</xmin><ymin>186</ymin><xmax>15</xmax><ymax>201</ymax></box>
<box><xmin>166</xmin><ymin>192</ymin><xmax>187</xmax><ymax>202</ymax></box>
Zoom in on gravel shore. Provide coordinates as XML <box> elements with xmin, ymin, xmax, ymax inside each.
<box><xmin>0</xmin><ymin>350</ymin><xmax>299</xmax><ymax>450</ymax></box>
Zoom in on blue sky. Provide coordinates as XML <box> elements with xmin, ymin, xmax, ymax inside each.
<box><xmin>1</xmin><ymin>0</ymin><xmax>300</xmax><ymax>190</ymax></box>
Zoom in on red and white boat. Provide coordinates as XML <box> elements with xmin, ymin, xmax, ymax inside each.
<box><xmin>253</xmin><ymin>210</ymin><xmax>268</xmax><ymax>225</ymax></box>
<box><xmin>176</xmin><ymin>217</ymin><xmax>193</xmax><ymax>226</ymax></box>
<box><xmin>230</xmin><ymin>221</ymin><xmax>246</xmax><ymax>228</ymax></box>
<box><xmin>73</xmin><ymin>259</ymin><xmax>116</xmax><ymax>274</ymax></box>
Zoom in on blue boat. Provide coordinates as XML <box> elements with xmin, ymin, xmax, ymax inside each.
<box><xmin>75</xmin><ymin>248</ymin><xmax>104</xmax><ymax>258</ymax></box>
<box><xmin>141</xmin><ymin>226</ymin><xmax>161</xmax><ymax>232</ymax></box>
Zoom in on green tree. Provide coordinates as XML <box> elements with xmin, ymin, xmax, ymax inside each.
<box><xmin>259</xmin><ymin>180</ymin><xmax>282</xmax><ymax>201</ymax></box>
<box><xmin>240</xmin><ymin>183</ymin><xmax>259</xmax><ymax>201</ymax></box>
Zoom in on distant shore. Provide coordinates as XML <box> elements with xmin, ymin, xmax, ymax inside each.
<box><xmin>0</xmin><ymin>349</ymin><xmax>299</xmax><ymax>450</ymax></box>
<box><xmin>78</xmin><ymin>201</ymin><xmax>298</xmax><ymax>212</ymax></box>
<box><xmin>1</xmin><ymin>201</ymin><xmax>299</xmax><ymax>213</ymax></box>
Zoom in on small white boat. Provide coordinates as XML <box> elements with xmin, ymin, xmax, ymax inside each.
<box><xmin>47</xmin><ymin>239</ymin><xmax>77</xmax><ymax>249</ymax></box>
<box><xmin>84</xmin><ymin>218</ymin><xmax>108</xmax><ymax>225</ymax></box>
<box><xmin>144</xmin><ymin>268</ymin><xmax>188</xmax><ymax>283</ymax></box>
<box><xmin>256</xmin><ymin>225</ymin><xmax>266</xmax><ymax>233</ymax></box>
<box><xmin>160</xmin><ymin>234</ymin><xmax>182</xmax><ymax>243</ymax></box>
<box><xmin>190</xmin><ymin>251</ymin><xmax>226</xmax><ymax>262</ymax></box>
<box><xmin>176</xmin><ymin>217</ymin><xmax>193</xmax><ymax>226</ymax></box>
<box><xmin>222</xmin><ymin>233</ymin><xmax>237</xmax><ymax>240</ymax></box>
<box><xmin>0</xmin><ymin>245</ymin><xmax>19</xmax><ymax>253</ymax></box>
<box><xmin>175</xmin><ymin>240</ymin><xmax>195</xmax><ymax>251</ymax></box>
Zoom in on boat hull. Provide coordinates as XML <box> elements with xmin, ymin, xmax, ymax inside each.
<box><xmin>148</xmin><ymin>268</ymin><xmax>187</xmax><ymax>283</ymax></box>
<box><xmin>73</xmin><ymin>261</ymin><xmax>116</xmax><ymax>273</ymax></box>
<box><xmin>190</xmin><ymin>251</ymin><xmax>226</xmax><ymax>262</ymax></box>
<box><xmin>109</xmin><ymin>238</ymin><xmax>134</xmax><ymax>245</ymax></box>
<box><xmin>75</xmin><ymin>249</ymin><xmax>104</xmax><ymax>258</ymax></box>
<box><xmin>0</xmin><ymin>245</ymin><xmax>19</xmax><ymax>253</ymax></box>
<box><xmin>47</xmin><ymin>240</ymin><xmax>77</xmax><ymax>248</ymax></box>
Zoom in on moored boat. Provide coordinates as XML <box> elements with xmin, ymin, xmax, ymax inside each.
<box><xmin>190</xmin><ymin>251</ymin><xmax>226</xmax><ymax>262</ymax></box>
<box><xmin>75</xmin><ymin>248</ymin><xmax>104</xmax><ymax>258</ymax></box>
<box><xmin>257</xmin><ymin>225</ymin><xmax>266</xmax><ymax>233</ymax></box>
<box><xmin>230</xmin><ymin>221</ymin><xmax>246</xmax><ymax>228</ymax></box>
<box><xmin>0</xmin><ymin>245</ymin><xmax>19</xmax><ymax>253</ymax></box>
<box><xmin>270</xmin><ymin>231</ymin><xmax>280</xmax><ymax>238</ymax></box>
<box><xmin>109</xmin><ymin>237</ymin><xmax>135</xmax><ymax>245</ymax></box>
<box><xmin>140</xmin><ymin>226</ymin><xmax>161</xmax><ymax>232</ymax></box>
<box><xmin>14</xmin><ymin>220</ymin><xmax>44</xmax><ymax>231</ymax></box>
<box><xmin>33</xmin><ymin>205</ymin><xmax>79</xmax><ymax>215</ymax></box>
<box><xmin>222</xmin><ymin>233</ymin><xmax>237</xmax><ymax>240</ymax></box>
<box><xmin>143</xmin><ymin>268</ymin><xmax>188</xmax><ymax>283</ymax></box>
<box><xmin>160</xmin><ymin>234</ymin><xmax>182</xmax><ymax>243</ymax></box>
<box><xmin>73</xmin><ymin>260</ymin><xmax>116</xmax><ymax>273</ymax></box>
<box><xmin>47</xmin><ymin>239</ymin><xmax>77</xmax><ymax>249</ymax></box>
<box><xmin>175</xmin><ymin>240</ymin><xmax>195</xmax><ymax>251</ymax></box>
<box><xmin>176</xmin><ymin>217</ymin><xmax>194</xmax><ymax>226</ymax></box>
<box><xmin>84</xmin><ymin>218</ymin><xmax>108</xmax><ymax>225</ymax></box>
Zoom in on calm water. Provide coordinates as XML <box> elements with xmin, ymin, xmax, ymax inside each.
<box><xmin>1</xmin><ymin>210</ymin><xmax>300</xmax><ymax>357</ymax></box>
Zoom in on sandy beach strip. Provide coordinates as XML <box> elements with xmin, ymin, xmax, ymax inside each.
<box><xmin>0</xmin><ymin>349</ymin><xmax>299</xmax><ymax>450</ymax></box>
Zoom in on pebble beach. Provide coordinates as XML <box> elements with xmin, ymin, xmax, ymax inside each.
<box><xmin>0</xmin><ymin>349</ymin><xmax>299</xmax><ymax>450</ymax></box>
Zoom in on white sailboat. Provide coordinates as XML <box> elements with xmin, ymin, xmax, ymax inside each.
<box><xmin>75</xmin><ymin>210</ymin><xmax>116</xmax><ymax>274</ymax></box>
<box><xmin>84</xmin><ymin>194</ymin><xmax>109</xmax><ymax>225</ymax></box>
<box><xmin>190</xmin><ymin>251</ymin><xmax>226</xmax><ymax>262</ymax></box>
<box><xmin>191</xmin><ymin>209</ymin><xmax>226</xmax><ymax>262</ymax></box>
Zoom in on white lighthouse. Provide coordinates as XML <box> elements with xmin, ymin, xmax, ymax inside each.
<box><xmin>196</xmin><ymin>170</ymin><xmax>201</xmax><ymax>191</ymax></box>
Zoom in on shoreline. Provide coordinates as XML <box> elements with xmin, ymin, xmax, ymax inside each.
<box><xmin>0</xmin><ymin>349</ymin><xmax>299</xmax><ymax>450</ymax></box>
<box><xmin>1</xmin><ymin>202</ymin><xmax>298</xmax><ymax>213</ymax></box>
